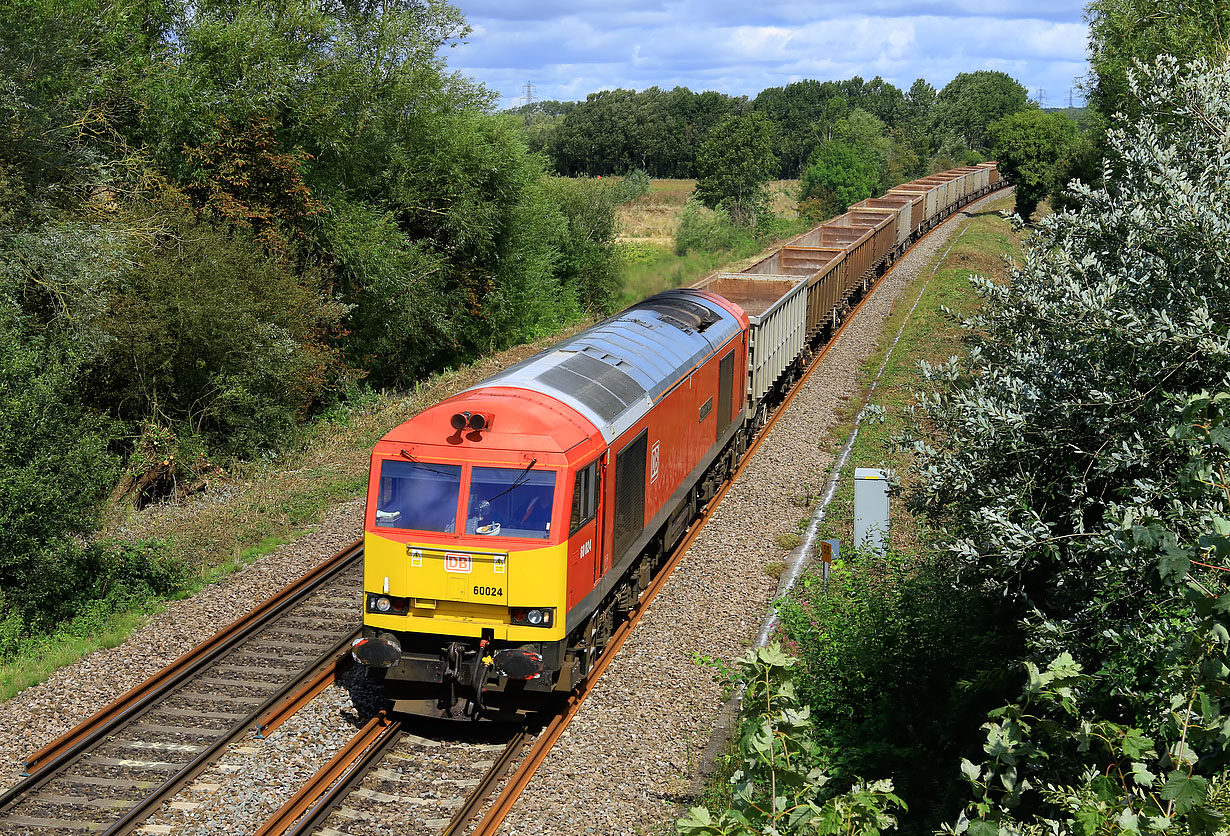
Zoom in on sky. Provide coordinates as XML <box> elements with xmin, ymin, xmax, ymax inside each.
<box><xmin>448</xmin><ymin>1</ymin><xmax>1091</xmax><ymax>111</ymax></box>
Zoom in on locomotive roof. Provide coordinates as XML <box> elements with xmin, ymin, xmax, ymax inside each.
<box><xmin>462</xmin><ymin>290</ymin><xmax>744</xmax><ymax>444</ymax></box>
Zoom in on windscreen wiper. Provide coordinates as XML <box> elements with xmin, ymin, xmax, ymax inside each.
<box><xmin>487</xmin><ymin>458</ymin><xmax>538</xmax><ymax>502</ymax></box>
<box><xmin>397</xmin><ymin>449</ymin><xmax>455</xmax><ymax>477</ymax></box>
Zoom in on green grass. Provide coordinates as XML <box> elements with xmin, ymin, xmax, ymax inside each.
<box><xmin>619</xmin><ymin>241</ymin><xmax>749</xmax><ymax>305</ymax></box>
<box><xmin>0</xmin><ymin>610</ymin><xmax>157</xmax><ymax>701</ymax></box>
<box><xmin>808</xmin><ymin>193</ymin><xmax>1021</xmax><ymax>554</ymax></box>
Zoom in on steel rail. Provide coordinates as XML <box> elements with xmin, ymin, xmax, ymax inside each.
<box><xmin>103</xmin><ymin>630</ymin><xmax>362</xmax><ymax>836</ymax></box>
<box><xmin>440</xmin><ymin>728</ymin><xmax>533</xmax><ymax>836</ymax></box>
<box><xmin>253</xmin><ymin>712</ymin><xmax>404</xmax><ymax>836</ymax></box>
<box><xmin>466</xmin><ymin>182</ymin><xmax>1008</xmax><ymax>836</ymax></box>
<box><xmin>0</xmin><ymin>539</ymin><xmax>364</xmax><ymax>829</ymax></box>
<box><xmin>257</xmin><ymin>639</ymin><xmax>358</xmax><ymax>739</ymax></box>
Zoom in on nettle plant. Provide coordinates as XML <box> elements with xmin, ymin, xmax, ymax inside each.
<box><xmin>900</xmin><ymin>55</ymin><xmax>1230</xmax><ymax>834</ymax></box>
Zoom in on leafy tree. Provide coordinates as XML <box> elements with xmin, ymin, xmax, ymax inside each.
<box><xmin>86</xmin><ymin>203</ymin><xmax>351</xmax><ymax>459</ymax></box>
<box><xmin>1085</xmin><ymin>0</ymin><xmax>1230</xmax><ymax>123</ymax></box>
<box><xmin>798</xmin><ymin>109</ymin><xmax>892</xmax><ymax>219</ymax></box>
<box><xmin>694</xmin><ymin>112</ymin><xmax>779</xmax><ymax>227</ymax></box>
<box><xmin>935</xmin><ymin>71</ymin><xmax>1034</xmax><ymax>150</ymax></box>
<box><xmin>987</xmin><ymin>109</ymin><xmax>1080</xmax><ymax>220</ymax></box>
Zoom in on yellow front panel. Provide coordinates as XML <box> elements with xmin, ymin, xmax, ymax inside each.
<box><xmin>364</xmin><ymin>532</ymin><xmax>568</xmax><ymax>641</ymax></box>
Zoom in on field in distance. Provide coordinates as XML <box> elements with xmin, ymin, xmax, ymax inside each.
<box><xmin>614</xmin><ymin>178</ymin><xmax>802</xmax><ymax>304</ymax></box>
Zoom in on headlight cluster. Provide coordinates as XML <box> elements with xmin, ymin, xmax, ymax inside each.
<box><xmin>510</xmin><ymin>607</ymin><xmax>554</xmax><ymax>627</ymax></box>
<box><xmin>366</xmin><ymin>593</ymin><xmax>408</xmax><ymax>614</ymax></box>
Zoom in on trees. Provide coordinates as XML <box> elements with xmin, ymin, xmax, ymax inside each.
<box><xmin>1085</xmin><ymin>0</ymin><xmax>1230</xmax><ymax>123</ymax></box>
<box><xmin>907</xmin><ymin>59</ymin><xmax>1230</xmax><ymax>812</ymax></box>
<box><xmin>693</xmin><ymin>112</ymin><xmax>779</xmax><ymax>227</ymax></box>
<box><xmin>935</xmin><ymin>70</ymin><xmax>1034</xmax><ymax>150</ymax></box>
<box><xmin>987</xmin><ymin>109</ymin><xmax>1080</xmax><ymax>220</ymax></box>
<box><xmin>798</xmin><ymin>109</ymin><xmax>893</xmax><ymax>220</ymax></box>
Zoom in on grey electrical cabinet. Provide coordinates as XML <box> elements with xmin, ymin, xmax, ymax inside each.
<box><xmin>854</xmin><ymin>468</ymin><xmax>889</xmax><ymax>556</ymax></box>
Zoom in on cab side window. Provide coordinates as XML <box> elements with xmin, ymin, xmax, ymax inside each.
<box><xmin>570</xmin><ymin>461</ymin><xmax>599</xmax><ymax>534</ymax></box>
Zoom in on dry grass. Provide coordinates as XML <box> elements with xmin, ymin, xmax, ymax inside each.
<box><xmin>616</xmin><ymin>178</ymin><xmax>799</xmax><ymax>243</ymax></box>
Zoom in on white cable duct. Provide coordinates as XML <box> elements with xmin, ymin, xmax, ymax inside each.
<box><xmin>752</xmin><ymin>221</ymin><xmax>973</xmax><ymax>650</ymax></box>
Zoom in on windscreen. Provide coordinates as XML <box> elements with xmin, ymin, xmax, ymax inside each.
<box><xmin>374</xmin><ymin>459</ymin><xmax>462</xmax><ymax>533</ymax></box>
<box><xmin>466</xmin><ymin>466</ymin><xmax>556</xmax><ymax>540</ymax></box>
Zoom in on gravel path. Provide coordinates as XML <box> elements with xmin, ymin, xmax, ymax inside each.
<box><xmin>497</xmin><ymin>193</ymin><xmax>1011</xmax><ymax>836</ymax></box>
<box><xmin>0</xmin><ymin>191</ymin><xmax>1008</xmax><ymax>836</ymax></box>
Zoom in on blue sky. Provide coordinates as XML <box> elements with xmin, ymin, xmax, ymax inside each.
<box><xmin>449</xmin><ymin>2</ymin><xmax>1090</xmax><ymax>110</ymax></box>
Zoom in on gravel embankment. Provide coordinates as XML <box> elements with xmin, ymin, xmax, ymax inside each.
<box><xmin>0</xmin><ymin>191</ymin><xmax>1008</xmax><ymax>835</ymax></box>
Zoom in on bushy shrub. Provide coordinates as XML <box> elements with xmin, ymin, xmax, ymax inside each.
<box><xmin>678</xmin><ymin>643</ymin><xmax>906</xmax><ymax>836</ymax></box>
<box><xmin>86</xmin><ymin>203</ymin><xmax>352</xmax><ymax>459</ymax></box>
<box><xmin>674</xmin><ymin>201</ymin><xmax>755</xmax><ymax>256</ymax></box>
<box><xmin>777</xmin><ymin>552</ymin><xmax>1019</xmax><ymax>832</ymax></box>
<box><xmin>0</xmin><ymin>299</ymin><xmax>187</xmax><ymax>659</ymax></box>
<box><xmin>0</xmin><ymin>538</ymin><xmax>187</xmax><ymax>662</ymax></box>
<box><xmin>544</xmin><ymin>175</ymin><xmax>625</xmax><ymax>315</ymax></box>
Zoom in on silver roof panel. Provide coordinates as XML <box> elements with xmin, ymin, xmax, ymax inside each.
<box><xmin>464</xmin><ymin>291</ymin><xmax>743</xmax><ymax>443</ymax></box>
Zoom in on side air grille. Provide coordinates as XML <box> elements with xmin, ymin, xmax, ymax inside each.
<box><xmin>613</xmin><ymin>431</ymin><xmax>648</xmax><ymax>561</ymax></box>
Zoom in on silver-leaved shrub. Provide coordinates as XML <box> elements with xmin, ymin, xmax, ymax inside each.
<box><xmin>906</xmin><ymin>56</ymin><xmax>1230</xmax><ymax>835</ymax></box>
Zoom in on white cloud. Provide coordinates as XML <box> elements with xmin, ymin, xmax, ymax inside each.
<box><xmin>450</xmin><ymin>2</ymin><xmax>1090</xmax><ymax>108</ymax></box>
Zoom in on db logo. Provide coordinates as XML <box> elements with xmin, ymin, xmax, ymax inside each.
<box><xmin>444</xmin><ymin>553</ymin><xmax>472</xmax><ymax>573</ymax></box>
<box><xmin>650</xmin><ymin>441</ymin><xmax>661</xmax><ymax>483</ymax></box>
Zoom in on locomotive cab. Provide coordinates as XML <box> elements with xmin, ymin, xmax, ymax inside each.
<box><xmin>355</xmin><ymin>388</ymin><xmax>605</xmax><ymax>719</ymax></box>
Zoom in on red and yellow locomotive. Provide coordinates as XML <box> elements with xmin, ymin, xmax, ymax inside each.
<box><xmin>353</xmin><ymin>291</ymin><xmax>750</xmax><ymax>718</ymax></box>
<box><xmin>352</xmin><ymin>163</ymin><xmax>1005</xmax><ymax>719</ymax></box>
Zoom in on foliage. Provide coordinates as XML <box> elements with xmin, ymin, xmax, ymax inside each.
<box><xmin>674</xmin><ymin>201</ymin><xmax>757</xmax><ymax>256</ymax></box>
<box><xmin>777</xmin><ymin>551</ymin><xmax>1020</xmax><ymax>833</ymax></box>
<box><xmin>678</xmin><ymin>643</ymin><xmax>906</xmax><ymax>836</ymax></box>
<box><xmin>694</xmin><ymin>113</ymin><xmax>780</xmax><ymax>227</ymax></box>
<box><xmin>543</xmin><ymin>175</ymin><xmax>626</xmax><ymax>315</ymax></box>
<box><xmin>1085</xmin><ymin>0</ymin><xmax>1230</xmax><ymax>124</ymax></box>
<box><xmin>899</xmin><ymin>53</ymin><xmax>1230</xmax><ymax>833</ymax></box>
<box><xmin>906</xmin><ymin>55</ymin><xmax>1230</xmax><ymax>634</ymax></box>
<box><xmin>549</xmin><ymin>87</ymin><xmax>741</xmax><ymax>177</ymax></box>
<box><xmin>0</xmin><ymin>296</ymin><xmax>188</xmax><ymax>659</ymax></box>
<box><xmin>182</xmin><ymin>115</ymin><xmax>325</xmax><ymax>258</ymax></box>
<box><xmin>86</xmin><ymin>203</ymin><xmax>352</xmax><ymax>459</ymax></box>
<box><xmin>798</xmin><ymin>109</ymin><xmax>894</xmax><ymax>219</ymax></box>
<box><xmin>753</xmin><ymin>77</ymin><xmax>909</xmax><ymax>179</ymax></box>
<box><xmin>987</xmin><ymin>110</ymin><xmax>1081</xmax><ymax>221</ymax></box>
<box><xmin>952</xmin><ymin>633</ymin><xmax>1230</xmax><ymax>836</ymax></box>
<box><xmin>935</xmin><ymin>71</ymin><xmax>1035</xmax><ymax>151</ymax></box>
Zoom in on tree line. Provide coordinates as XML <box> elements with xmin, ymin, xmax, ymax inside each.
<box><xmin>513</xmin><ymin>70</ymin><xmax>1038</xmax><ymax>221</ymax></box>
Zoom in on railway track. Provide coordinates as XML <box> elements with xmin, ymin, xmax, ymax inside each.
<box><xmin>254</xmin><ymin>714</ymin><xmax>529</xmax><ymax>836</ymax></box>
<box><xmin>0</xmin><ymin>543</ymin><xmax>365</xmax><ymax>836</ymax></box>
<box><xmin>248</xmin><ymin>187</ymin><xmax>1009</xmax><ymax>836</ymax></box>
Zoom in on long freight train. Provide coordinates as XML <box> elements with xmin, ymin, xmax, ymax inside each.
<box><xmin>351</xmin><ymin>162</ymin><xmax>1004</xmax><ymax>719</ymax></box>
